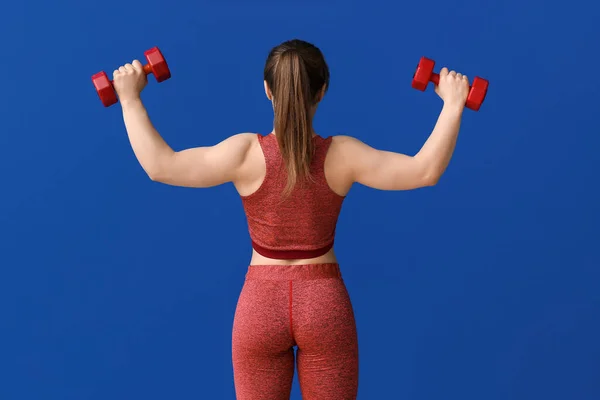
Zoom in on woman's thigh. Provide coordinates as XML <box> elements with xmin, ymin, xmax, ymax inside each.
<box><xmin>293</xmin><ymin>278</ymin><xmax>359</xmax><ymax>399</ymax></box>
<box><xmin>232</xmin><ymin>279</ymin><xmax>296</xmax><ymax>400</ymax></box>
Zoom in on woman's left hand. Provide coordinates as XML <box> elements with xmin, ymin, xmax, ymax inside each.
<box><xmin>113</xmin><ymin>60</ymin><xmax>148</xmax><ymax>104</ymax></box>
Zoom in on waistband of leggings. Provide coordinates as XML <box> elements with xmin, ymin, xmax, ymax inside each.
<box><xmin>245</xmin><ymin>263</ymin><xmax>342</xmax><ymax>281</ymax></box>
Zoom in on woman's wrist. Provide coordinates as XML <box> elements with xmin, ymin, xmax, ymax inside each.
<box><xmin>442</xmin><ymin>100</ymin><xmax>466</xmax><ymax>115</ymax></box>
<box><xmin>444</xmin><ymin>100</ymin><xmax>465</xmax><ymax>113</ymax></box>
<box><xmin>120</xmin><ymin>96</ymin><xmax>143</xmax><ymax>110</ymax></box>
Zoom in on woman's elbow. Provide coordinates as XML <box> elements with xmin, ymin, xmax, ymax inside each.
<box><xmin>147</xmin><ymin>172</ymin><xmax>161</xmax><ymax>182</ymax></box>
<box><xmin>146</xmin><ymin>165</ymin><xmax>166</xmax><ymax>182</ymax></box>
<box><xmin>145</xmin><ymin>157</ymin><xmax>173</xmax><ymax>182</ymax></box>
<box><xmin>412</xmin><ymin>156</ymin><xmax>439</xmax><ymax>187</ymax></box>
<box><xmin>421</xmin><ymin>171</ymin><xmax>441</xmax><ymax>187</ymax></box>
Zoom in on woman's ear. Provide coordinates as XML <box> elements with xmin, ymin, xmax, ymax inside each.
<box><xmin>264</xmin><ymin>80</ymin><xmax>273</xmax><ymax>101</ymax></box>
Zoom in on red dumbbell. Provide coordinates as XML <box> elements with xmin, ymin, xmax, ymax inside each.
<box><xmin>91</xmin><ymin>47</ymin><xmax>171</xmax><ymax>107</ymax></box>
<box><xmin>412</xmin><ymin>57</ymin><xmax>489</xmax><ymax>111</ymax></box>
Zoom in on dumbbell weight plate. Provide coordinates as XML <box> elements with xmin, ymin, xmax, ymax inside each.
<box><xmin>412</xmin><ymin>57</ymin><xmax>435</xmax><ymax>91</ymax></box>
<box><xmin>92</xmin><ymin>71</ymin><xmax>118</xmax><ymax>107</ymax></box>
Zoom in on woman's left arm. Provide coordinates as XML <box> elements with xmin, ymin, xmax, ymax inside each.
<box><xmin>121</xmin><ymin>98</ymin><xmax>253</xmax><ymax>188</ymax></box>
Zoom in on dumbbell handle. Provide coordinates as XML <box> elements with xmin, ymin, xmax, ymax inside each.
<box><xmin>429</xmin><ymin>72</ymin><xmax>473</xmax><ymax>90</ymax></box>
<box><xmin>104</xmin><ymin>63</ymin><xmax>154</xmax><ymax>86</ymax></box>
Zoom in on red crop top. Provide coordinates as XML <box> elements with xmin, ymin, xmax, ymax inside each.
<box><xmin>240</xmin><ymin>133</ymin><xmax>346</xmax><ymax>260</ymax></box>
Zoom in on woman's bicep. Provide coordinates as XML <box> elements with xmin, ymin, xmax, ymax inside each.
<box><xmin>343</xmin><ymin>136</ymin><xmax>435</xmax><ymax>191</ymax></box>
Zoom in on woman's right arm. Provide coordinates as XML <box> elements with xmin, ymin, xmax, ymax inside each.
<box><xmin>342</xmin><ymin>68</ymin><xmax>470</xmax><ymax>191</ymax></box>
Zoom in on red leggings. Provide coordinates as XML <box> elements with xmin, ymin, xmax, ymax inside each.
<box><xmin>232</xmin><ymin>263</ymin><xmax>359</xmax><ymax>399</ymax></box>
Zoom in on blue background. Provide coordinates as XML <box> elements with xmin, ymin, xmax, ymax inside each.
<box><xmin>1</xmin><ymin>0</ymin><xmax>599</xmax><ymax>399</ymax></box>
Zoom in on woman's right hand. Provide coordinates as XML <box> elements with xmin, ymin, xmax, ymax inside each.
<box><xmin>434</xmin><ymin>68</ymin><xmax>470</xmax><ymax>108</ymax></box>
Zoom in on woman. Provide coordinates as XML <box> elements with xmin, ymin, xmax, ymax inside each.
<box><xmin>112</xmin><ymin>39</ymin><xmax>470</xmax><ymax>399</ymax></box>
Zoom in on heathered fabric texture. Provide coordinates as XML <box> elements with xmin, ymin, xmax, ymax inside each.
<box><xmin>240</xmin><ymin>133</ymin><xmax>346</xmax><ymax>259</ymax></box>
<box><xmin>232</xmin><ymin>264</ymin><xmax>359</xmax><ymax>399</ymax></box>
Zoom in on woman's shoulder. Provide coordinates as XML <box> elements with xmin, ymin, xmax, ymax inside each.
<box><xmin>222</xmin><ymin>132</ymin><xmax>261</xmax><ymax>149</ymax></box>
<box><xmin>327</xmin><ymin>134</ymin><xmax>366</xmax><ymax>150</ymax></box>
<box><xmin>322</xmin><ymin>135</ymin><xmax>361</xmax><ymax>166</ymax></box>
<box><xmin>325</xmin><ymin>134</ymin><xmax>376</xmax><ymax>165</ymax></box>
<box><xmin>228</xmin><ymin>132</ymin><xmax>260</xmax><ymax>142</ymax></box>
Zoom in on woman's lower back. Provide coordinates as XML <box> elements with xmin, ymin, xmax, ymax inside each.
<box><xmin>250</xmin><ymin>248</ymin><xmax>338</xmax><ymax>266</ymax></box>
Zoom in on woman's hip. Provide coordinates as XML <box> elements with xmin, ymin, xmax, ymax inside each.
<box><xmin>244</xmin><ymin>262</ymin><xmax>343</xmax><ymax>281</ymax></box>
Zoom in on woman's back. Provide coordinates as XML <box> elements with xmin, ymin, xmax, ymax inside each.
<box><xmin>237</xmin><ymin>132</ymin><xmax>347</xmax><ymax>266</ymax></box>
<box><xmin>230</xmin><ymin>129</ymin><xmax>441</xmax><ymax>266</ymax></box>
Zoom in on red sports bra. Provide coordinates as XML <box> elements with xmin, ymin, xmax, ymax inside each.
<box><xmin>240</xmin><ymin>133</ymin><xmax>345</xmax><ymax>259</ymax></box>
